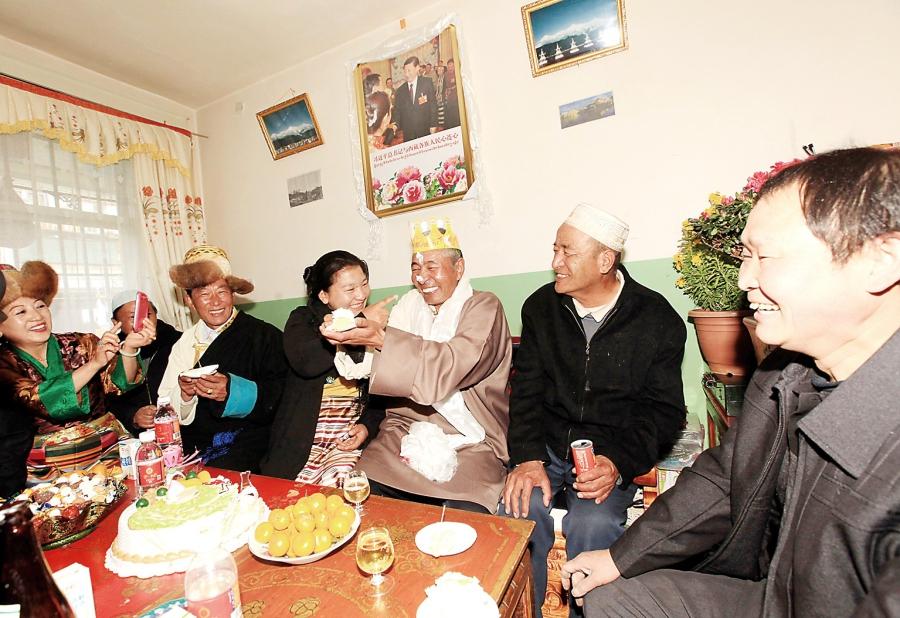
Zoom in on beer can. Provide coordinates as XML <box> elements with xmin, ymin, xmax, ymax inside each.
<box><xmin>118</xmin><ymin>437</ymin><xmax>140</xmax><ymax>479</ymax></box>
<box><xmin>570</xmin><ymin>439</ymin><xmax>596</xmax><ymax>476</ymax></box>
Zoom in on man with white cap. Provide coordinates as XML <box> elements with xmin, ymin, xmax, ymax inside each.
<box><xmin>322</xmin><ymin>218</ymin><xmax>512</xmax><ymax>513</ymax></box>
<box><xmin>502</xmin><ymin>203</ymin><xmax>686</xmax><ymax>617</ymax></box>
<box><xmin>105</xmin><ymin>290</ymin><xmax>181</xmax><ymax>435</ymax></box>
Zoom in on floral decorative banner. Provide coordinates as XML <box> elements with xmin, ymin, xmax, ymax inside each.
<box><xmin>354</xmin><ymin>24</ymin><xmax>474</xmax><ymax>218</ymax></box>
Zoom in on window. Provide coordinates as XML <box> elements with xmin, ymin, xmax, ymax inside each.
<box><xmin>0</xmin><ymin>132</ymin><xmax>146</xmax><ymax>333</ymax></box>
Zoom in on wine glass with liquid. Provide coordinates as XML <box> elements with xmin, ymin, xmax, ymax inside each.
<box><xmin>356</xmin><ymin>526</ymin><xmax>395</xmax><ymax>595</ymax></box>
<box><xmin>343</xmin><ymin>470</ymin><xmax>370</xmax><ymax>516</ymax></box>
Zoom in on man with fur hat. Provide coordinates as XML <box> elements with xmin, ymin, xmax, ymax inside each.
<box><xmin>502</xmin><ymin>204</ymin><xmax>686</xmax><ymax>617</ymax></box>
<box><xmin>158</xmin><ymin>246</ymin><xmax>287</xmax><ymax>472</ymax></box>
<box><xmin>105</xmin><ymin>290</ymin><xmax>181</xmax><ymax>435</ymax></box>
<box><xmin>322</xmin><ymin>218</ymin><xmax>512</xmax><ymax>513</ymax></box>
<box><xmin>0</xmin><ymin>261</ymin><xmax>155</xmax><ymax>487</ymax></box>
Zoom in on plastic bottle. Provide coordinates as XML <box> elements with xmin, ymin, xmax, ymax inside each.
<box><xmin>135</xmin><ymin>430</ymin><xmax>164</xmax><ymax>496</ymax></box>
<box><xmin>154</xmin><ymin>396</ymin><xmax>183</xmax><ymax>468</ymax></box>
<box><xmin>184</xmin><ymin>547</ymin><xmax>242</xmax><ymax>618</ymax></box>
<box><xmin>0</xmin><ymin>502</ymin><xmax>76</xmax><ymax>617</ymax></box>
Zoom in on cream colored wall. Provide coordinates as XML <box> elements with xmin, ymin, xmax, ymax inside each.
<box><xmin>0</xmin><ymin>34</ymin><xmax>195</xmax><ymax>132</ymax></box>
<box><xmin>198</xmin><ymin>0</ymin><xmax>900</xmax><ymax>302</ymax></box>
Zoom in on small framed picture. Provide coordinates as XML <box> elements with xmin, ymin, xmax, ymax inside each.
<box><xmin>522</xmin><ymin>0</ymin><xmax>628</xmax><ymax>78</ymax></box>
<box><xmin>256</xmin><ymin>93</ymin><xmax>324</xmax><ymax>160</ymax></box>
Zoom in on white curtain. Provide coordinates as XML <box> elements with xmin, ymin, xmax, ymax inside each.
<box><xmin>0</xmin><ymin>75</ymin><xmax>206</xmax><ymax>331</ymax></box>
<box><xmin>0</xmin><ymin>131</ymin><xmax>147</xmax><ymax>333</ymax></box>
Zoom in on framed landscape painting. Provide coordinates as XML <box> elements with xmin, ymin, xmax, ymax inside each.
<box><xmin>256</xmin><ymin>93</ymin><xmax>324</xmax><ymax>160</ymax></box>
<box><xmin>354</xmin><ymin>24</ymin><xmax>474</xmax><ymax>218</ymax></box>
<box><xmin>522</xmin><ymin>0</ymin><xmax>627</xmax><ymax>77</ymax></box>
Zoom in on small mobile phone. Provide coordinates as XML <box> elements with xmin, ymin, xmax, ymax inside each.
<box><xmin>133</xmin><ymin>291</ymin><xmax>150</xmax><ymax>331</ymax></box>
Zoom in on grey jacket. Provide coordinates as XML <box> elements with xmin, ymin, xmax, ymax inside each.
<box><xmin>611</xmin><ymin>328</ymin><xmax>900</xmax><ymax>617</ymax></box>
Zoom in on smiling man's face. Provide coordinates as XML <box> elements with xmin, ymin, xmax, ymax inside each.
<box><xmin>410</xmin><ymin>250</ymin><xmax>464</xmax><ymax>312</ymax></box>
<box><xmin>188</xmin><ymin>278</ymin><xmax>235</xmax><ymax>328</ymax></box>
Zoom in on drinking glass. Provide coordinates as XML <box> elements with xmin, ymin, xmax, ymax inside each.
<box><xmin>355</xmin><ymin>526</ymin><xmax>395</xmax><ymax>595</ymax></box>
<box><xmin>343</xmin><ymin>470</ymin><xmax>370</xmax><ymax>516</ymax></box>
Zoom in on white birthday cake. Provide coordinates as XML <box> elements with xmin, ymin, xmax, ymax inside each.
<box><xmin>105</xmin><ymin>475</ymin><xmax>266</xmax><ymax>578</ymax></box>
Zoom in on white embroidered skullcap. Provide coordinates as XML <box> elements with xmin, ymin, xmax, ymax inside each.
<box><xmin>111</xmin><ymin>289</ymin><xmax>151</xmax><ymax>316</ymax></box>
<box><xmin>564</xmin><ymin>203</ymin><xmax>629</xmax><ymax>252</ymax></box>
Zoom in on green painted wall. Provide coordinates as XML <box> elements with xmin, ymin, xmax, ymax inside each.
<box><xmin>238</xmin><ymin>257</ymin><xmax>707</xmax><ymax>425</ymax></box>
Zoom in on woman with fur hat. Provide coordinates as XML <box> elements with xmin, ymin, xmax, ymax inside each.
<box><xmin>0</xmin><ymin>261</ymin><xmax>156</xmax><ymax>476</ymax></box>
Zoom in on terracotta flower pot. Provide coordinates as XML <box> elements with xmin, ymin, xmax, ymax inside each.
<box><xmin>687</xmin><ymin>309</ymin><xmax>756</xmax><ymax>378</ymax></box>
<box><xmin>742</xmin><ymin>316</ymin><xmax>778</xmax><ymax>363</ymax></box>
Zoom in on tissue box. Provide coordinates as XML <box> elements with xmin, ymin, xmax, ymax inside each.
<box><xmin>52</xmin><ymin>563</ymin><xmax>96</xmax><ymax>618</ymax></box>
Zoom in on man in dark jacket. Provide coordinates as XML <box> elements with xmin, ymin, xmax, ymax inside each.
<box><xmin>562</xmin><ymin>147</ymin><xmax>900</xmax><ymax>617</ymax></box>
<box><xmin>106</xmin><ymin>290</ymin><xmax>181</xmax><ymax>435</ymax></box>
<box><xmin>503</xmin><ymin>203</ymin><xmax>686</xmax><ymax>617</ymax></box>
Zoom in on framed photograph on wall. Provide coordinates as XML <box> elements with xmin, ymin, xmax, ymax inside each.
<box><xmin>354</xmin><ymin>24</ymin><xmax>474</xmax><ymax>218</ymax></box>
<box><xmin>256</xmin><ymin>93</ymin><xmax>324</xmax><ymax>160</ymax></box>
<box><xmin>522</xmin><ymin>0</ymin><xmax>628</xmax><ymax>78</ymax></box>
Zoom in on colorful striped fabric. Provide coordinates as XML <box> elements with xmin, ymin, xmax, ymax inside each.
<box><xmin>296</xmin><ymin>396</ymin><xmax>363</xmax><ymax>487</ymax></box>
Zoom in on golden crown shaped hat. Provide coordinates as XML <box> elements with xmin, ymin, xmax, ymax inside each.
<box><xmin>410</xmin><ymin>218</ymin><xmax>460</xmax><ymax>254</ymax></box>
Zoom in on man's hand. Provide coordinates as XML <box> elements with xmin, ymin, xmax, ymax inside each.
<box><xmin>196</xmin><ymin>373</ymin><xmax>228</xmax><ymax>402</ymax></box>
<box><xmin>133</xmin><ymin>405</ymin><xmax>156</xmax><ymax>429</ymax></box>
<box><xmin>502</xmin><ymin>460</ymin><xmax>551</xmax><ymax>518</ymax></box>
<box><xmin>361</xmin><ymin>295</ymin><xmax>398</xmax><ymax>328</ymax></box>
<box><xmin>573</xmin><ymin>455</ymin><xmax>619</xmax><ymax>503</ymax></box>
<box><xmin>560</xmin><ymin>549</ymin><xmax>621</xmax><ymax>606</ymax></box>
<box><xmin>178</xmin><ymin>375</ymin><xmax>197</xmax><ymax>401</ymax></box>
<box><xmin>336</xmin><ymin>424</ymin><xmax>368</xmax><ymax>451</ymax></box>
<box><xmin>320</xmin><ymin>318</ymin><xmax>385</xmax><ymax>349</ymax></box>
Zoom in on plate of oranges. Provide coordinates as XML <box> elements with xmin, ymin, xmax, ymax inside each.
<box><xmin>248</xmin><ymin>491</ymin><xmax>360</xmax><ymax>565</ymax></box>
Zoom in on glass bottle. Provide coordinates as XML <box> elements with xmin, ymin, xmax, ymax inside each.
<box><xmin>184</xmin><ymin>547</ymin><xmax>242</xmax><ymax>618</ymax></box>
<box><xmin>135</xmin><ymin>429</ymin><xmax>164</xmax><ymax>496</ymax></box>
<box><xmin>0</xmin><ymin>502</ymin><xmax>76</xmax><ymax>617</ymax></box>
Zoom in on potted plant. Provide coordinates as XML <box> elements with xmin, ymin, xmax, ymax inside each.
<box><xmin>674</xmin><ymin>160</ymin><xmax>798</xmax><ymax>377</ymax></box>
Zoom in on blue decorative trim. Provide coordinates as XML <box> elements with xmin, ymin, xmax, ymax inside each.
<box><xmin>202</xmin><ymin>429</ymin><xmax>243</xmax><ymax>463</ymax></box>
<box><xmin>222</xmin><ymin>374</ymin><xmax>257</xmax><ymax>418</ymax></box>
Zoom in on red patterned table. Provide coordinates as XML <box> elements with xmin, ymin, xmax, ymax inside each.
<box><xmin>45</xmin><ymin>469</ymin><xmax>534</xmax><ymax>617</ymax></box>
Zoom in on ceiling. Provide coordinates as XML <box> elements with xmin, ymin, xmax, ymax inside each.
<box><xmin>0</xmin><ymin>1</ymin><xmax>426</xmax><ymax>109</ymax></box>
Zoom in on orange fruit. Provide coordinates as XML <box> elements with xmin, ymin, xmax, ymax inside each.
<box><xmin>294</xmin><ymin>513</ymin><xmax>316</xmax><ymax>534</ymax></box>
<box><xmin>325</xmin><ymin>494</ymin><xmax>344</xmax><ymax>512</ymax></box>
<box><xmin>292</xmin><ymin>531</ymin><xmax>315</xmax><ymax>557</ymax></box>
<box><xmin>334</xmin><ymin>505</ymin><xmax>356</xmax><ymax>523</ymax></box>
<box><xmin>254</xmin><ymin>521</ymin><xmax>273</xmax><ymax>544</ymax></box>
<box><xmin>196</xmin><ymin>470</ymin><xmax>212</xmax><ymax>483</ymax></box>
<box><xmin>328</xmin><ymin>516</ymin><xmax>352</xmax><ymax>539</ymax></box>
<box><xmin>268</xmin><ymin>508</ymin><xmax>290</xmax><ymax>531</ymax></box>
<box><xmin>268</xmin><ymin>531</ymin><xmax>290</xmax><ymax>557</ymax></box>
<box><xmin>314</xmin><ymin>528</ymin><xmax>334</xmax><ymax>553</ymax></box>
<box><xmin>308</xmin><ymin>492</ymin><xmax>327</xmax><ymax>513</ymax></box>
<box><xmin>292</xmin><ymin>499</ymin><xmax>311</xmax><ymax>517</ymax></box>
<box><xmin>313</xmin><ymin>510</ymin><xmax>329</xmax><ymax>530</ymax></box>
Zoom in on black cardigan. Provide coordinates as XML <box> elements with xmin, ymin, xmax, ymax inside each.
<box><xmin>508</xmin><ymin>267</ymin><xmax>687</xmax><ymax>485</ymax></box>
<box><xmin>259</xmin><ymin>300</ymin><xmax>385</xmax><ymax>479</ymax></box>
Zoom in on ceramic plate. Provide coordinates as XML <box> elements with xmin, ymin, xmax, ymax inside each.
<box><xmin>247</xmin><ymin>511</ymin><xmax>361</xmax><ymax>565</ymax></box>
<box><xmin>179</xmin><ymin>364</ymin><xmax>219</xmax><ymax>378</ymax></box>
<box><xmin>415</xmin><ymin>522</ymin><xmax>477</xmax><ymax>557</ymax></box>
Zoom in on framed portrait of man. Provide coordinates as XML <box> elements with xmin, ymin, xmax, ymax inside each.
<box><xmin>354</xmin><ymin>25</ymin><xmax>474</xmax><ymax>218</ymax></box>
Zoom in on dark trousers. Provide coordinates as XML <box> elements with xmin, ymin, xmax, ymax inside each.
<box><xmin>584</xmin><ymin>569</ymin><xmax>765</xmax><ymax>617</ymax></box>
<box><xmin>500</xmin><ymin>447</ymin><xmax>637</xmax><ymax>618</ymax></box>
<box><xmin>368</xmin><ymin>478</ymin><xmax>489</xmax><ymax>514</ymax></box>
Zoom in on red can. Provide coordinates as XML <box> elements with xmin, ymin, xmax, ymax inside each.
<box><xmin>571</xmin><ymin>439</ymin><xmax>596</xmax><ymax>476</ymax></box>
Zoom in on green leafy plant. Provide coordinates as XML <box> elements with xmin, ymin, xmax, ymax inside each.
<box><xmin>674</xmin><ymin>160</ymin><xmax>801</xmax><ymax>311</ymax></box>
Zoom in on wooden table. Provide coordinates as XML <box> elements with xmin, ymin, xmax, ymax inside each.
<box><xmin>45</xmin><ymin>469</ymin><xmax>535</xmax><ymax>617</ymax></box>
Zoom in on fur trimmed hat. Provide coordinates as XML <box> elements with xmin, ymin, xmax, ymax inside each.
<box><xmin>0</xmin><ymin>261</ymin><xmax>60</xmax><ymax>322</ymax></box>
<box><xmin>169</xmin><ymin>245</ymin><xmax>254</xmax><ymax>295</ymax></box>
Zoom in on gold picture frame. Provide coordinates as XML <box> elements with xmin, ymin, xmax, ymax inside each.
<box><xmin>522</xmin><ymin>0</ymin><xmax>628</xmax><ymax>78</ymax></box>
<box><xmin>256</xmin><ymin>93</ymin><xmax>324</xmax><ymax>160</ymax></box>
<box><xmin>354</xmin><ymin>24</ymin><xmax>475</xmax><ymax>218</ymax></box>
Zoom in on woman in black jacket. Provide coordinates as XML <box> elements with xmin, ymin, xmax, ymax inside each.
<box><xmin>260</xmin><ymin>251</ymin><xmax>384</xmax><ymax>483</ymax></box>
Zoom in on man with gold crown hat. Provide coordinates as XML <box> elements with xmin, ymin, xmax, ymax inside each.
<box><xmin>158</xmin><ymin>245</ymin><xmax>287</xmax><ymax>472</ymax></box>
<box><xmin>501</xmin><ymin>203</ymin><xmax>687</xmax><ymax>617</ymax></box>
<box><xmin>322</xmin><ymin>218</ymin><xmax>512</xmax><ymax>513</ymax></box>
